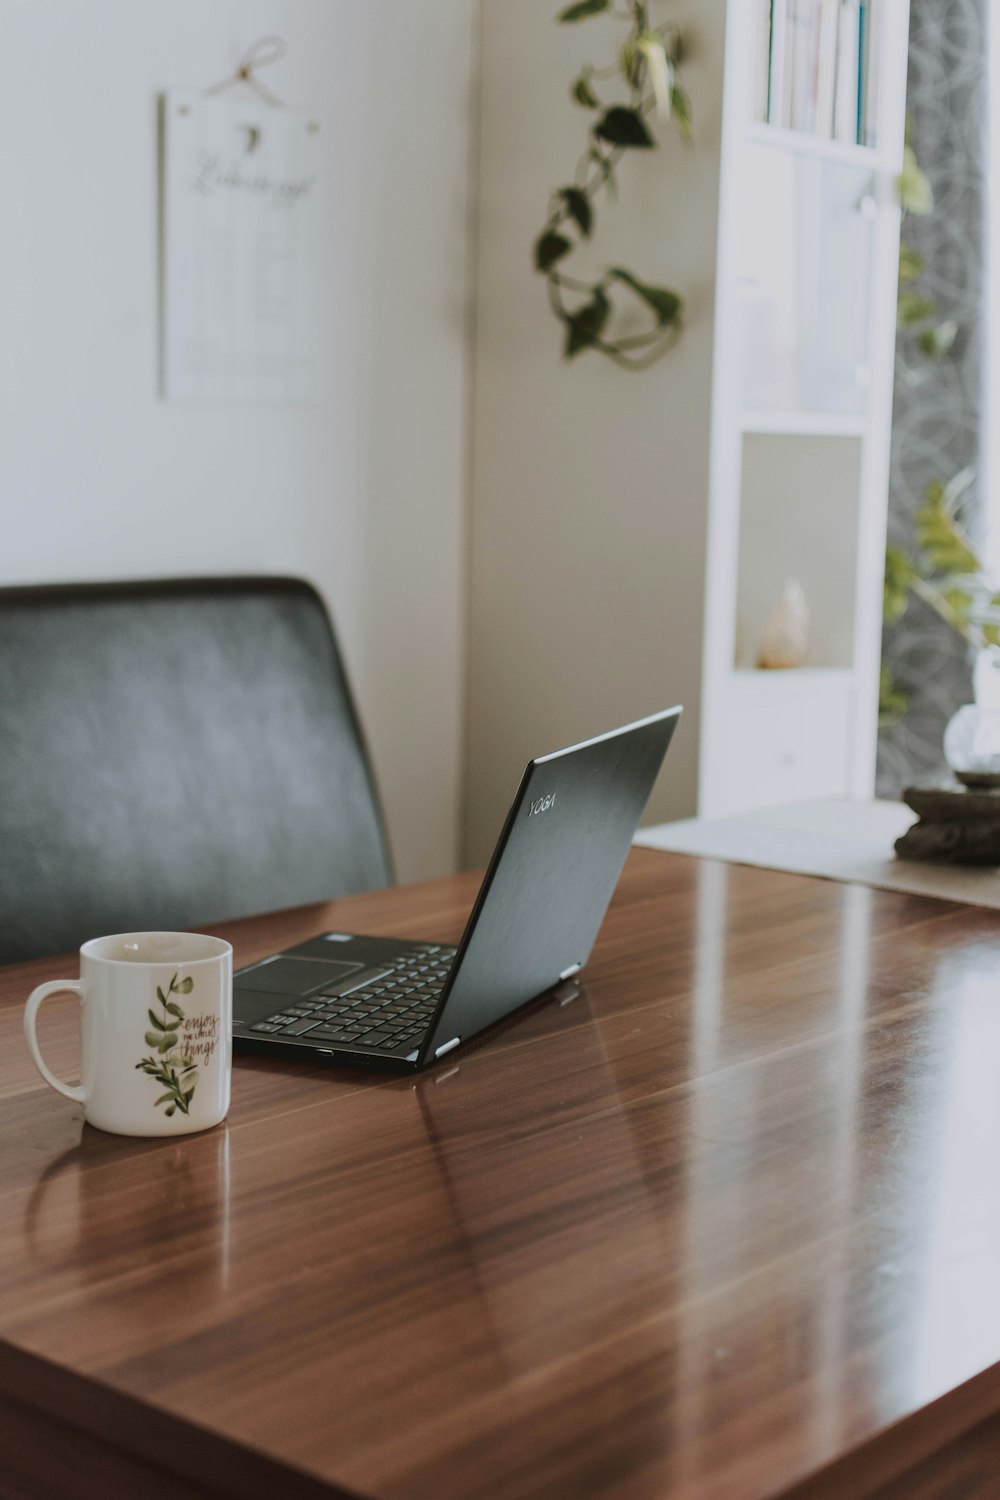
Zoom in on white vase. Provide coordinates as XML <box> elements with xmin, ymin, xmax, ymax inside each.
<box><xmin>943</xmin><ymin>647</ymin><xmax>1000</xmax><ymax>786</ymax></box>
<box><xmin>757</xmin><ymin>579</ymin><xmax>809</xmax><ymax>670</ymax></box>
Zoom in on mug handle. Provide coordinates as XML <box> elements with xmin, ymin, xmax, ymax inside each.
<box><xmin>24</xmin><ymin>981</ymin><xmax>87</xmax><ymax>1104</ymax></box>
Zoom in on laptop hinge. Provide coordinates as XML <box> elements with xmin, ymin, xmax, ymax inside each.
<box><xmin>434</xmin><ymin>1037</ymin><xmax>461</xmax><ymax>1059</ymax></box>
<box><xmin>559</xmin><ymin>962</ymin><xmax>582</xmax><ymax>982</ymax></box>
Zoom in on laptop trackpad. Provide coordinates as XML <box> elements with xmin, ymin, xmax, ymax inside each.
<box><xmin>235</xmin><ymin>957</ymin><xmax>361</xmax><ymax>996</ymax></box>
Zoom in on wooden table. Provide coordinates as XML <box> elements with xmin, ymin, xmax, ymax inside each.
<box><xmin>4</xmin><ymin>848</ymin><xmax>1000</xmax><ymax>1499</ymax></box>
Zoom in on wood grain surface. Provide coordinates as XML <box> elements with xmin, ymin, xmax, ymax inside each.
<box><xmin>3</xmin><ymin>848</ymin><xmax>1000</xmax><ymax>1499</ymax></box>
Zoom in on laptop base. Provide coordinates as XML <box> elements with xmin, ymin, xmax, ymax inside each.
<box><xmin>233</xmin><ymin>933</ymin><xmax>457</xmax><ymax>1072</ymax></box>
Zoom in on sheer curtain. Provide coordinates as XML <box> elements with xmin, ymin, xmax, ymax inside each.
<box><xmin>876</xmin><ymin>0</ymin><xmax>989</xmax><ymax>794</ymax></box>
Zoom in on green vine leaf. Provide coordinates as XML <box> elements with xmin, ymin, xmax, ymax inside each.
<box><xmin>898</xmin><ymin>242</ymin><xmax>924</xmax><ymax>284</ymax></box>
<box><xmin>176</xmin><ymin>977</ymin><xmax>194</xmax><ymax>995</ymax></box>
<box><xmin>670</xmin><ymin>85</ymin><xmax>693</xmax><ymax>142</ymax></box>
<box><xmin>147</xmin><ymin>1008</ymin><xmax>168</xmax><ymax>1031</ymax></box>
<box><xmin>594</xmin><ymin>106</ymin><xmax>653</xmax><ymax>149</ymax></box>
<box><xmin>917</xmin><ymin>320</ymin><xmax>957</xmax><ymax>359</ymax></box>
<box><xmin>878</xmin><ymin>664</ymin><xmax>910</xmax><ymax>729</ymax></box>
<box><xmin>897</xmin><ymin>291</ymin><xmax>936</xmax><ymax>327</ymax></box>
<box><xmin>884</xmin><ymin>546</ymin><xmax>916</xmax><ymax>623</ymax></box>
<box><xmin>564</xmin><ymin>287</ymin><xmax>611</xmax><ymax>357</ymax></box>
<box><xmin>571</xmin><ymin>69</ymin><xmax>600</xmax><ymax>109</ymax></box>
<box><xmin>941</xmin><ymin>586</ymin><xmax>974</xmax><ymax>618</ymax></box>
<box><xmin>558</xmin><ymin>0</ymin><xmax>608</xmax><ymax>20</ymax></box>
<box><xmin>165</xmin><ymin>1000</ymin><xmax>184</xmax><ymax>1018</ymax></box>
<box><xmin>618</xmin><ymin>39</ymin><xmax>642</xmax><ymax>90</ymax></box>
<box><xmin>984</xmin><ymin>598</ymin><xmax>1000</xmax><ymax>648</ymax></box>
<box><xmin>916</xmin><ymin>481</ymin><xmax>978</xmax><ymax>574</ymax></box>
<box><xmin>535</xmin><ymin>231</ymin><xmax>573</xmax><ymax>271</ymax></box>
<box><xmin>608</xmin><ymin>266</ymin><xmax>681</xmax><ymax>325</ymax></box>
<box><xmin>898</xmin><ymin>145</ymin><xmax>933</xmax><ymax>214</ymax></box>
<box><xmin>560</xmin><ymin>186</ymin><xmax>593</xmax><ymax>237</ymax></box>
<box><xmin>144</xmin><ymin>1030</ymin><xmax>163</xmax><ymax>1048</ymax></box>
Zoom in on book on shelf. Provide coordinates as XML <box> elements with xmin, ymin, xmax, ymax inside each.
<box><xmin>788</xmin><ymin>0</ymin><xmax>818</xmax><ymax>133</ymax></box>
<box><xmin>756</xmin><ymin>1</ymin><xmax>775</xmax><ymax>122</ymax></box>
<box><xmin>760</xmin><ymin>0</ymin><xmax>879</xmax><ymax>147</ymax></box>
<box><xmin>861</xmin><ymin>0</ymin><xmax>882</xmax><ymax>148</ymax></box>
<box><xmin>833</xmin><ymin>0</ymin><xmax>860</xmax><ymax>143</ymax></box>
<box><xmin>767</xmin><ymin>0</ymin><xmax>789</xmax><ymax>128</ymax></box>
<box><xmin>814</xmin><ymin>0</ymin><xmax>840</xmax><ymax>138</ymax></box>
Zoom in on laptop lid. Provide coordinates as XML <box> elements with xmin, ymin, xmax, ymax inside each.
<box><xmin>419</xmin><ymin>707</ymin><xmax>681</xmax><ymax>1064</ymax></box>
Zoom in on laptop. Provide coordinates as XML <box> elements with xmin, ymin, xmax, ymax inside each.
<box><xmin>232</xmin><ymin>707</ymin><xmax>681</xmax><ymax>1074</ymax></box>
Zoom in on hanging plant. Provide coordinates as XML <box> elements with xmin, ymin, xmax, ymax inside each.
<box><xmin>534</xmin><ymin>0</ymin><xmax>692</xmax><ymax>369</ymax></box>
<box><xmin>880</xmin><ymin>134</ymin><xmax>967</xmax><ymax>728</ymax></box>
<box><xmin>895</xmin><ymin>134</ymin><xmax>956</xmax><ymax>376</ymax></box>
<box><xmin>881</xmin><ymin>468</ymin><xmax>1000</xmax><ymax>729</ymax></box>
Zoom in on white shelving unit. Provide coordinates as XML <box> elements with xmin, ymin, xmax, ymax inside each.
<box><xmin>698</xmin><ymin>0</ymin><xmax>911</xmax><ymax>818</ymax></box>
<box><xmin>465</xmin><ymin>0</ymin><xmax>913</xmax><ymax>860</ymax></box>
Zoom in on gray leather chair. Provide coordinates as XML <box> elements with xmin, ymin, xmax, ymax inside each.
<box><xmin>0</xmin><ymin>577</ymin><xmax>392</xmax><ymax>963</ymax></box>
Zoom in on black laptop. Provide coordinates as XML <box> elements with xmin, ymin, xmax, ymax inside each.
<box><xmin>232</xmin><ymin>707</ymin><xmax>681</xmax><ymax>1074</ymax></box>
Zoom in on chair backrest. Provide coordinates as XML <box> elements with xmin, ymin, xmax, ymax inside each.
<box><xmin>0</xmin><ymin>577</ymin><xmax>392</xmax><ymax>963</ymax></box>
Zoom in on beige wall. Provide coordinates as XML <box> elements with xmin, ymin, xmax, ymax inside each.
<box><xmin>0</xmin><ymin>0</ymin><xmax>474</xmax><ymax>882</ymax></box>
<box><xmin>464</xmin><ymin>0</ymin><xmax>726</xmax><ymax>862</ymax></box>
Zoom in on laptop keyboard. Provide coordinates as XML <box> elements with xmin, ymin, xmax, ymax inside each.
<box><xmin>246</xmin><ymin>944</ymin><xmax>459</xmax><ymax>1054</ymax></box>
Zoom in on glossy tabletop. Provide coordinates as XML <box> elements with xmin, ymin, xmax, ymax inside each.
<box><xmin>4</xmin><ymin>849</ymin><xmax>1000</xmax><ymax>1499</ymax></box>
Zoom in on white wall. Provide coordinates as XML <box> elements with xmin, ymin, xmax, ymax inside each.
<box><xmin>989</xmin><ymin>6</ymin><xmax>998</xmax><ymax>574</ymax></box>
<box><xmin>0</xmin><ymin>0</ymin><xmax>474</xmax><ymax>883</ymax></box>
<box><xmin>465</xmin><ymin>0</ymin><xmax>725</xmax><ymax>862</ymax></box>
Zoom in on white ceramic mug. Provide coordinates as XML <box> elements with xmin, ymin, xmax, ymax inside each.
<box><xmin>24</xmin><ymin>932</ymin><xmax>233</xmax><ymax>1137</ymax></box>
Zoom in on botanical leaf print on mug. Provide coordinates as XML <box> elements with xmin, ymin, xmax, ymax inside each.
<box><xmin>134</xmin><ymin>972</ymin><xmax>218</xmax><ymax>1117</ymax></box>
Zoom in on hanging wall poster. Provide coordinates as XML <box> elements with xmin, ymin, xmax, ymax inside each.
<box><xmin>161</xmin><ymin>91</ymin><xmax>319</xmax><ymax>403</ymax></box>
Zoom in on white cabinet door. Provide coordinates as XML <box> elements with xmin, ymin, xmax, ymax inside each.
<box><xmin>721</xmin><ymin>681</ymin><xmax>854</xmax><ymax>814</ymax></box>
